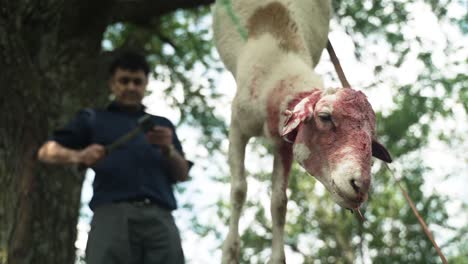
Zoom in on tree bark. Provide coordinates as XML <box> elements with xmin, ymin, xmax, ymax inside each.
<box><xmin>0</xmin><ymin>0</ymin><xmax>213</xmax><ymax>263</ymax></box>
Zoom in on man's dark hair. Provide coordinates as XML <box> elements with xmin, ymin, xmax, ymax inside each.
<box><xmin>109</xmin><ymin>50</ymin><xmax>150</xmax><ymax>77</ymax></box>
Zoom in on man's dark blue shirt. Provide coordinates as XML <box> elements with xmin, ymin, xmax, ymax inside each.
<box><xmin>52</xmin><ymin>102</ymin><xmax>187</xmax><ymax>211</ymax></box>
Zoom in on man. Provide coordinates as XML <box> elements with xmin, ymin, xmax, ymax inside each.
<box><xmin>37</xmin><ymin>51</ymin><xmax>191</xmax><ymax>264</ymax></box>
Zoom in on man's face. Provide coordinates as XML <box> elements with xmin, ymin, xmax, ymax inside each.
<box><xmin>110</xmin><ymin>68</ymin><xmax>148</xmax><ymax>107</ymax></box>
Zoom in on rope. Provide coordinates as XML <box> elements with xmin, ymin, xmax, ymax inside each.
<box><xmin>385</xmin><ymin>164</ymin><xmax>448</xmax><ymax>264</ymax></box>
<box><xmin>326</xmin><ymin>40</ymin><xmax>351</xmax><ymax>88</ymax></box>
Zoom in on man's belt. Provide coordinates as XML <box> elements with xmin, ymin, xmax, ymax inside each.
<box><xmin>117</xmin><ymin>197</ymin><xmax>154</xmax><ymax>206</ymax></box>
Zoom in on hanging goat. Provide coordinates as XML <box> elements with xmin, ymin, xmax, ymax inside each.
<box><xmin>212</xmin><ymin>0</ymin><xmax>392</xmax><ymax>263</ymax></box>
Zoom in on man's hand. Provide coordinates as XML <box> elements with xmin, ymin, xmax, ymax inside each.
<box><xmin>76</xmin><ymin>144</ymin><xmax>106</xmax><ymax>166</ymax></box>
<box><xmin>38</xmin><ymin>141</ymin><xmax>105</xmax><ymax>166</ymax></box>
<box><xmin>145</xmin><ymin>126</ymin><xmax>173</xmax><ymax>146</ymax></box>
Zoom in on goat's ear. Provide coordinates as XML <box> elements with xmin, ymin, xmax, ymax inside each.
<box><xmin>372</xmin><ymin>140</ymin><xmax>392</xmax><ymax>163</ymax></box>
<box><xmin>281</xmin><ymin>100</ymin><xmax>314</xmax><ymax>143</ymax></box>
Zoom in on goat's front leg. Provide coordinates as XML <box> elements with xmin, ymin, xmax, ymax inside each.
<box><xmin>222</xmin><ymin>120</ymin><xmax>249</xmax><ymax>264</ymax></box>
<box><xmin>269</xmin><ymin>143</ymin><xmax>293</xmax><ymax>264</ymax></box>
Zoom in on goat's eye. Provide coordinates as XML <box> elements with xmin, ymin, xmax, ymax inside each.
<box><xmin>318</xmin><ymin>112</ymin><xmax>332</xmax><ymax>122</ymax></box>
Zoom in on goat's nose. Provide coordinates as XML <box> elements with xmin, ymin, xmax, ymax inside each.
<box><xmin>350</xmin><ymin>179</ymin><xmax>369</xmax><ymax>194</ymax></box>
<box><xmin>350</xmin><ymin>179</ymin><xmax>360</xmax><ymax>193</ymax></box>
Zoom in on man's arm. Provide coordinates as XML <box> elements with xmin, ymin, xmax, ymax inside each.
<box><xmin>161</xmin><ymin>144</ymin><xmax>190</xmax><ymax>182</ymax></box>
<box><xmin>146</xmin><ymin>126</ymin><xmax>190</xmax><ymax>182</ymax></box>
<box><xmin>37</xmin><ymin>140</ymin><xmax>105</xmax><ymax>166</ymax></box>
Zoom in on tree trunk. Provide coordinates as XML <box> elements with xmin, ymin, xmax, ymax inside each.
<box><xmin>0</xmin><ymin>80</ymin><xmax>91</xmax><ymax>264</ymax></box>
<box><xmin>1</xmin><ymin>1</ymin><xmax>109</xmax><ymax>263</ymax></box>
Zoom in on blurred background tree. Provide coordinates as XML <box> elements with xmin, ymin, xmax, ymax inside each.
<box><xmin>0</xmin><ymin>0</ymin><xmax>466</xmax><ymax>263</ymax></box>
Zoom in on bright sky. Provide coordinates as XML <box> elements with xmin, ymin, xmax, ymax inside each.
<box><xmin>75</xmin><ymin>1</ymin><xmax>467</xmax><ymax>263</ymax></box>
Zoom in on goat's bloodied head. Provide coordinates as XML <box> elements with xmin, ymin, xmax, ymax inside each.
<box><xmin>282</xmin><ymin>88</ymin><xmax>392</xmax><ymax>209</ymax></box>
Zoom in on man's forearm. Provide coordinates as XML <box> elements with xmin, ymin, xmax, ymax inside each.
<box><xmin>37</xmin><ymin>141</ymin><xmax>81</xmax><ymax>165</ymax></box>
<box><xmin>162</xmin><ymin>145</ymin><xmax>190</xmax><ymax>182</ymax></box>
